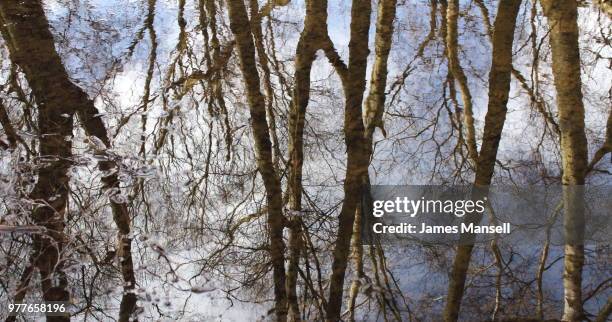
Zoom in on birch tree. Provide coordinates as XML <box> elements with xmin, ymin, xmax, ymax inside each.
<box><xmin>541</xmin><ymin>1</ymin><xmax>589</xmax><ymax>320</ymax></box>
<box><xmin>326</xmin><ymin>1</ymin><xmax>372</xmax><ymax>320</ymax></box>
<box><xmin>347</xmin><ymin>0</ymin><xmax>398</xmax><ymax>320</ymax></box>
<box><xmin>443</xmin><ymin>1</ymin><xmax>523</xmax><ymax>320</ymax></box>
<box><xmin>226</xmin><ymin>1</ymin><xmax>288</xmax><ymax>320</ymax></box>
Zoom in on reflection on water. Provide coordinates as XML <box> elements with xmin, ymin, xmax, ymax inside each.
<box><xmin>0</xmin><ymin>0</ymin><xmax>611</xmax><ymax>321</ymax></box>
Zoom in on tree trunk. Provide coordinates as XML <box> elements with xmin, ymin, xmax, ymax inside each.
<box><xmin>285</xmin><ymin>1</ymin><xmax>332</xmax><ymax>320</ymax></box>
<box><xmin>541</xmin><ymin>1</ymin><xmax>589</xmax><ymax>321</ymax></box>
<box><xmin>0</xmin><ymin>3</ymin><xmax>75</xmax><ymax>321</ymax></box>
<box><xmin>346</xmin><ymin>0</ymin><xmax>397</xmax><ymax>319</ymax></box>
<box><xmin>0</xmin><ymin>1</ymin><xmax>138</xmax><ymax>321</ymax></box>
<box><xmin>443</xmin><ymin>1</ymin><xmax>522</xmax><ymax>321</ymax></box>
<box><xmin>445</xmin><ymin>0</ymin><xmax>478</xmax><ymax>164</ymax></box>
<box><xmin>250</xmin><ymin>0</ymin><xmax>282</xmax><ymax>168</ymax></box>
<box><xmin>326</xmin><ymin>1</ymin><xmax>372</xmax><ymax>321</ymax></box>
<box><xmin>364</xmin><ymin>0</ymin><xmax>398</xmax><ymax>141</ymax></box>
<box><xmin>226</xmin><ymin>1</ymin><xmax>288</xmax><ymax>320</ymax></box>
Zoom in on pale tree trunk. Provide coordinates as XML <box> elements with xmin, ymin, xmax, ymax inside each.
<box><xmin>286</xmin><ymin>8</ymin><xmax>318</xmax><ymax>320</ymax></box>
<box><xmin>285</xmin><ymin>218</ymin><xmax>303</xmax><ymax>322</ymax></box>
<box><xmin>0</xmin><ymin>2</ymin><xmax>137</xmax><ymax>321</ymax></box>
<box><xmin>326</xmin><ymin>0</ymin><xmax>372</xmax><ymax>321</ymax></box>
<box><xmin>347</xmin><ymin>0</ymin><xmax>398</xmax><ymax>320</ymax></box>
<box><xmin>249</xmin><ymin>0</ymin><xmax>283</xmax><ymax>168</ymax></box>
<box><xmin>226</xmin><ymin>1</ymin><xmax>288</xmax><ymax>320</ymax></box>
<box><xmin>346</xmin><ymin>205</ymin><xmax>364</xmax><ymax>322</ymax></box>
<box><xmin>445</xmin><ymin>0</ymin><xmax>478</xmax><ymax>164</ymax></box>
<box><xmin>286</xmin><ymin>1</ymin><xmax>333</xmax><ymax>320</ymax></box>
<box><xmin>541</xmin><ymin>1</ymin><xmax>589</xmax><ymax>321</ymax></box>
<box><xmin>443</xmin><ymin>1</ymin><xmax>522</xmax><ymax>321</ymax></box>
<box><xmin>364</xmin><ymin>0</ymin><xmax>397</xmax><ymax>142</ymax></box>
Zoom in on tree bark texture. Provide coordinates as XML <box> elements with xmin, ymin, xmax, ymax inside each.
<box><xmin>226</xmin><ymin>1</ymin><xmax>288</xmax><ymax>320</ymax></box>
<box><xmin>0</xmin><ymin>1</ymin><xmax>137</xmax><ymax>320</ymax></box>
<box><xmin>326</xmin><ymin>0</ymin><xmax>372</xmax><ymax>321</ymax></box>
<box><xmin>541</xmin><ymin>1</ymin><xmax>589</xmax><ymax>321</ymax></box>
<box><xmin>443</xmin><ymin>1</ymin><xmax>522</xmax><ymax>321</ymax></box>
